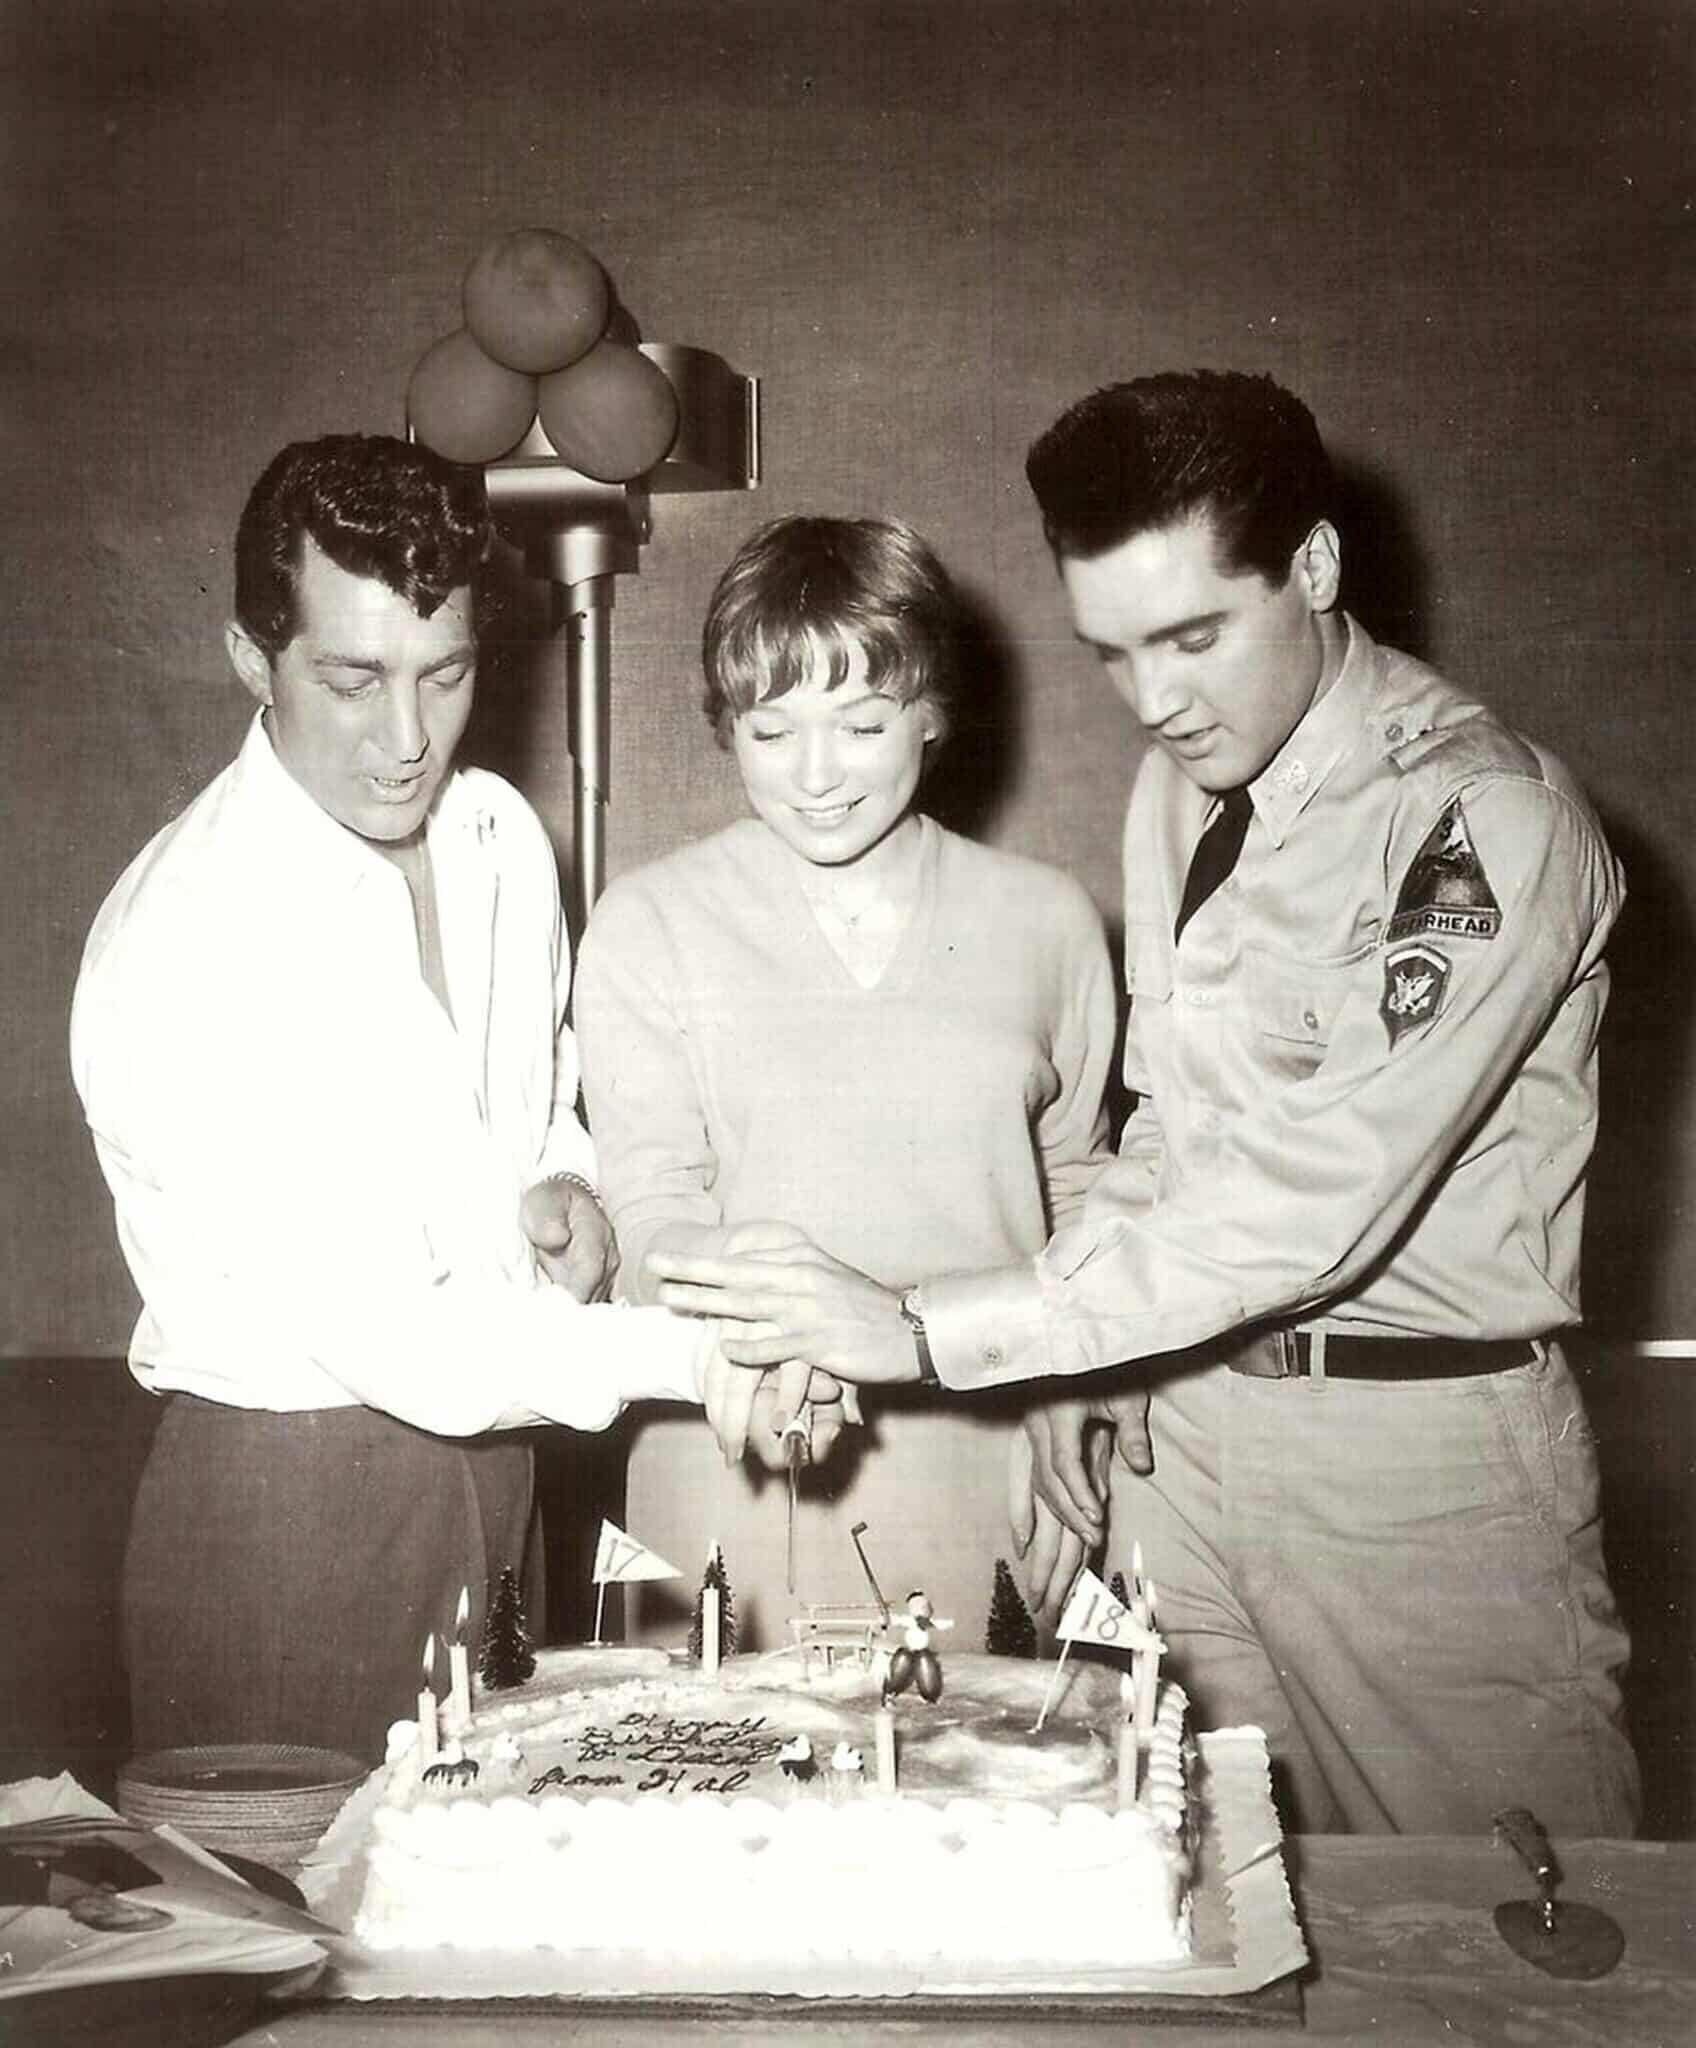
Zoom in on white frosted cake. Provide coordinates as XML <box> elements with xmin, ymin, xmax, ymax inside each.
<box><xmin>346</xmin><ymin>1645</ymin><xmax>1195</xmax><ymax>1991</ymax></box>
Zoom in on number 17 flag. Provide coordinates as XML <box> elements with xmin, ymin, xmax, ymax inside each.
<box><xmin>592</xmin><ymin>1519</ymin><xmax>682</xmax><ymax>1586</ymax></box>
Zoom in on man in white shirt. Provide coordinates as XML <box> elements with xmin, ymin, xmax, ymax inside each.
<box><xmin>71</xmin><ymin>434</ymin><xmax>716</xmax><ymax>1760</ymax></box>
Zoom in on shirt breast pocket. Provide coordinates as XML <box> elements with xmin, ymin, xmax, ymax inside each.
<box><xmin>1124</xmin><ymin>928</ymin><xmax>1174</xmax><ymax>1006</ymax></box>
<box><xmin>1246</xmin><ymin>946</ymin><xmax>1368</xmax><ymax>1080</ymax></box>
<box><xmin>1122</xmin><ymin>929</ymin><xmax>1174</xmax><ymax>1083</ymax></box>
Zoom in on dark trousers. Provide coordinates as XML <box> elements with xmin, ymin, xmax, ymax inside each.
<box><xmin>123</xmin><ymin>1396</ymin><xmax>540</xmax><ymax>1765</ymax></box>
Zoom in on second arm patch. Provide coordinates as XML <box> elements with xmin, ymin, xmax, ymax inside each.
<box><xmin>1381</xmin><ymin>942</ymin><xmax>1451</xmax><ymax>1044</ymax></box>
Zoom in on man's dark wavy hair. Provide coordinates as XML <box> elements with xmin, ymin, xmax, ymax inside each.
<box><xmin>234</xmin><ymin>434</ymin><xmax>492</xmax><ymax>655</ymax></box>
<box><xmin>1025</xmin><ymin>370</ymin><xmax>1335</xmax><ymax>585</ymax></box>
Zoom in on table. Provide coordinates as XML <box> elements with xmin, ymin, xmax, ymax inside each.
<box><xmin>233</xmin><ymin>1834</ymin><xmax>1694</xmax><ymax>2047</ymax></box>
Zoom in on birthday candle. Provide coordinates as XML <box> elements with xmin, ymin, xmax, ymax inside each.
<box><xmin>1134</xmin><ymin>1580</ymin><xmax>1161</xmax><ymax>1746</ymax></box>
<box><xmin>448</xmin><ymin>1585</ymin><xmax>472</xmax><ymax>1726</ymax></box>
<box><xmin>702</xmin><ymin>1583</ymin><xmax>722</xmax><ymax>1678</ymax></box>
<box><xmin>417</xmin><ymin>1633</ymin><xmax>440</xmax><ymax>1767</ymax></box>
<box><xmin>1116</xmin><ymin>1709</ymin><xmax>1139</xmax><ymax>1807</ymax></box>
<box><xmin>875</xmin><ymin>1705</ymin><xmax>897</xmax><ymax>1793</ymax></box>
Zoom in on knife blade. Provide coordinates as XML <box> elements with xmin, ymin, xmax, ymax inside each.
<box><xmin>783</xmin><ymin>1417</ymin><xmax>808</xmax><ymax>1594</ymax></box>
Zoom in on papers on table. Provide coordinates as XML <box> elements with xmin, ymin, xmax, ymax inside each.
<box><xmin>0</xmin><ymin>1772</ymin><xmax>331</xmax><ymax>2002</ymax></box>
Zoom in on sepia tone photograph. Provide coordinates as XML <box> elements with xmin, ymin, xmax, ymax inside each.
<box><xmin>1</xmin><ymin>2</ymin><xmax>1689</xmax><ymax>2041</ymax></box>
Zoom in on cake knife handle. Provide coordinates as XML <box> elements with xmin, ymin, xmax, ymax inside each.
<box><xmin>1494</xmin><ymin>1806</ymin><xmax>1560</xmax><ymax>1928</ymax></box>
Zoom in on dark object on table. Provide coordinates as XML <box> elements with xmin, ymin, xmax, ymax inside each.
<box><xmin>1</xmin><ymin>1838</ymin><xmax>161</xmax><ymax>1904</ymax></box>
<box><xmin>65</xmin><ymin>1891</ymin><xmax>176</xmax><ymax>1933</ymax></box>
<box><xmin>1492</xmin><ymin>1805</ymin><xmax>1626</xmax><ymax>1979</ymax></box>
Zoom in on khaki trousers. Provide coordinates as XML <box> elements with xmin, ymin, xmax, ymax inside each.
<box><xmin>1105</xmin><ymin>1338</ymin><xmax>1640</xmax><ymax>1835</ymax></box>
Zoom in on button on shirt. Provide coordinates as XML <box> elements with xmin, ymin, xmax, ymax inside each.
<box><xmin>925</xmin><ymin>619</ymin><xmax>1624</xmax><ymax>1388</ymax></box>
<box><xmin>71</xmin><ymin>716</ymin><xmax>707</xmax><ymax>1435</ymax></box>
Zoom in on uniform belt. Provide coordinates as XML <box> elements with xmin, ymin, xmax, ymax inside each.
<box><xmin>1233</xmin><ymin>1333</ymin><xmax>1540</xmax><ymax>1380</ymax></box>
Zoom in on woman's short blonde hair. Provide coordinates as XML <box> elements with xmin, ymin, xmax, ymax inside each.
<box><xmin>701</xmin><ymin>516</ymin><xmax>960</xmax><ymax>746</ymax></box>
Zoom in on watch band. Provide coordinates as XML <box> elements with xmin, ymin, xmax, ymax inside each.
<box><xmin>899</xmin><ymin>1286</ymin><xmax>939</xmax><ymax>1385</ymax></box>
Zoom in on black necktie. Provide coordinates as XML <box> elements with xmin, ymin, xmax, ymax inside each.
<box><xmin>1174</xmin><ymin>787</ymin><xmax>1252</xmax><ymax>943</ymax></box>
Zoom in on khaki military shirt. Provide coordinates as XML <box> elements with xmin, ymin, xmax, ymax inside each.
<box><xmin>926</xmin><ymin>618</ymin><xmax>1624</xmax><ymax>1389</ymax></box>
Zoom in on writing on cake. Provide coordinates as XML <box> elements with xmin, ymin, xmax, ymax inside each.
<box><xmin>528</xmin><ymin>1710</ymin><xmax>783</xmax><ymax>1797</ymax></box>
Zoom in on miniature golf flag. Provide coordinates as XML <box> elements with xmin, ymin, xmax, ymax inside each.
<box><xmin>592</xmin><ymin>1519</ymin><xmax>681</xmax><ymax>1585</ymax></box>
<box><xmin>1057</xmin><ymin>1567</ymin><xmax>1163</xmax><ymax>1654</ymax></box>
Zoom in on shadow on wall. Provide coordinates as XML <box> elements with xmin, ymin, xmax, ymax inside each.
<box><xmin>1575</xmin><ymin>1344</ymin><xmax>1695</xmax><ymax>1842</ymax></box>
<box><xmin>458</xmin><ymin>540</ymin><xmax>563</xmax><ymax>813</ymax></box>
<box><xmin>922</xmin><ymin>579</ymin><xmax>1028</xmax><ymax>847</ymax></box>
<box><xmin>1333</xmin><ymin>458</ymin><xmax>1434</xmax><ymax>663</ymax></box>
<box><xmin>1583</xmin><ymin>813</ymin><xmax>1696</xmax><ymax>1340</ymax></box>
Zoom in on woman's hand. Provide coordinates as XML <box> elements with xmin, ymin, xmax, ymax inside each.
<box><xmin>742</xmin><ymin>1372</ymin><xmax>854</xmax><ymax>1469</ymax></box>
<box><xmin>702</xmin><ymin>1359</ymin><xmax>855</xmax><ymax>1468</ymax></box>
<box><xmin>698</xmin><ymin>1317</ymin><xmax>858</xmax><ymax>1470</ymax></box>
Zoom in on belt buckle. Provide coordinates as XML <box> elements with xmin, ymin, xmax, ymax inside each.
<box><xmin>1271</xmin><ymin>1329</ymin><xmax>1312</xmax><ymax>1378</ymax></box>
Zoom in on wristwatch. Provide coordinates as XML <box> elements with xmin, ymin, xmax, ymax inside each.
<box><xmin>898</xmin><ymin>1286</ymin><xmax>939</xmax><ymax>1385</ymax></box>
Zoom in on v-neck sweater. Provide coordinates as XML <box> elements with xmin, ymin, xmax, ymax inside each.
<box><xmin>575</xmin><ymin>816</ymin><xmax>1116</xmax><ymax>1295</ymax></box>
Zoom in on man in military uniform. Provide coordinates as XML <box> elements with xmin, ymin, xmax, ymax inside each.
<box><xmin>649</xmin><ymin>371</ymin><xmax>1640</xmax><ymax>1837</ymax></box>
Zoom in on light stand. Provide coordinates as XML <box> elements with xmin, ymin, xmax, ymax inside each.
<box><xmin>482</xmin><ymin>344</ymin><xmax>759</xmax><ymax>926</ymax></box>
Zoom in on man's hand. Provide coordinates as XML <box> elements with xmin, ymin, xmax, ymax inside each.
<box><xmin>1020</xmin><ymin>1385</ymin><xmax>1153</xmax><ymax>1542</ymax></box>
<box><xmin>1023</xmin><ymin>1491</ymin><xmax>1088</xmax><ymax>1627</ymax></box>
<box><xmin>520</xmin><ymin>1175</ymin><xmax>618</xmax><ymax>1303</ymax></box>
<box><xmin>1009</xmin><ymin>1424</ymin><xmax>1088</xmax><ymax>1623</ymax></box>
<box><xmin>1008</xmin><ymin>1386</ymin><xmax>1154</xmax><ymax>1621</ymax></box>
<box><xmin>647</xmin><ymin>1237</ymin><xmax>916</xmax><ymax>1386</ymax></box>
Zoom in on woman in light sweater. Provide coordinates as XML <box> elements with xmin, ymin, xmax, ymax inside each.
<box><xmin>574</xmin><ymin>517</ymin><xmax>1115</xmax><ymax>1647</ymax></box>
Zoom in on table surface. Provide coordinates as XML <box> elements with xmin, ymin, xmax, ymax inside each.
<box><xmin>224</xmin><ymin>1833</ymin><xmax>1696</xmax><ymax>2048</ymax></box>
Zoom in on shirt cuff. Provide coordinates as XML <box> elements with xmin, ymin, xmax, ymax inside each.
<box><xmin>922</xmin><ymin>1262</ymin><xmax>1053</xmax><ymax>1391</ymax></box>
<box><xmin>513</xmin><ymin>1299</ymin><xmax>709</xmax><ymax>1432</ymax></box>
<box><xmin>538</xmin><ymin>1115</ymin><xmax>599</xmax><ymax>1191</ymax></box>
<box><xmin>648</xmin><ymin>1315</ymin><xmax>715</xmax><ymax>1406</ymax></box>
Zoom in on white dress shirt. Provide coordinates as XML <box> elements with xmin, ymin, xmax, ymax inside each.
<box><xmin>71</xmin><ymin>714</ymin><xmax>707</xmax><ymax>1435</ymax></box>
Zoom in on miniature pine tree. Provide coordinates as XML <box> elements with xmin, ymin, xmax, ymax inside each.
<box><xmin>478</xmin><ymin>1565</ymin><xmax>536</xmax><ymax>1689</ymax></box>
<box><xmin>984</xmin><ymin>1557</ymin><xmax>1039</xmax><ymax>1658</ymax></box>
<box><xmin>1109</xmin><ymin>1569</ymin><xmax>1130</xmax><ymax>1608</ymax></box>
<box><xmin>688</xmin><ymin>1545</ymin><xmax>740</xmax><ymax>1662</ymax></box>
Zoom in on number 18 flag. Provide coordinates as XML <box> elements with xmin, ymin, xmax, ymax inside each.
<box><xmin>1057</xmin><ymin>1567</ymin><xmax>1162</xmax><ymax>1653</ymax></box>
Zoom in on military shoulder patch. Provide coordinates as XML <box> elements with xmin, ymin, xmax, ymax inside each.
<box><xmin>1386</xmin><ymin>797</ymin><xmax>1502</xmax><ymax>943</ymax></box>
<box><xmin>1381</xmin><ymin>942</ymin><xmax>1450</xmax><ymax>1045</ymax></box>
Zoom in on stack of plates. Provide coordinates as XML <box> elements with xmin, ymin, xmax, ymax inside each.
<box><xmin>116</xmin><ymin>1743</ymin><xmax>367</xmax><ymax>1874</ymax></box>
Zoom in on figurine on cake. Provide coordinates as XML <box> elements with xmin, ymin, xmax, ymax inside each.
<box><xmin>884</xmin><ymin>1590</ymin><xmax>952</xmax><ymax>1704</ymax></box>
